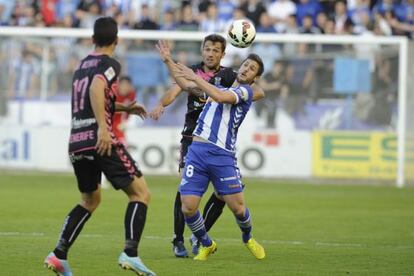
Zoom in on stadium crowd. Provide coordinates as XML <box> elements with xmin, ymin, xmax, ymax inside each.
<box><xmin>1</xmin><ymin>0</ymin><xmax>407</xmax><ymax>130</ymax></box>
<box><xmin>0</xmin><ymin>0</ymin><xmax>413</xmax><ymax>38</ymax></box>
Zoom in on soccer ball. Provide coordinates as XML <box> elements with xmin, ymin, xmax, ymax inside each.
<box><xmin>227</xmin><ymin>19</ymin><xmax>256</xmax><ymax>48</ymax></box>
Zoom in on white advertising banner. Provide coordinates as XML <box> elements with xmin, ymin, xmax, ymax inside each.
<box><xmin>0</xmin><ymin>126</ymin><xmax>312</xmax><ymax>177</ymax></box>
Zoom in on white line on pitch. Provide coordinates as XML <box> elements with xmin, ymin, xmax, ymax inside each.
<box><xmin>1</xmin><ymin>232</ymin><xmax>413</xmax><ymax>249</ymax></box>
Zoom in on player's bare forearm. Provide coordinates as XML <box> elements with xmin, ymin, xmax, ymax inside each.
<box><xmin>193</xmin><ymin>76</ymin><xmax>236</xmax><ymax>104</ymax></box>
<box><xmin>164</xmin><ymin>59</ymin><xmax>196</xmax><ymax>91</ymax></box>
<box><xmin>161</xmin><ymin>84</ymin><xmax>182</xmax><ymax>107</ymax></box>
<box><xmin>90</xmin><ymin>77</ymin><xmax>108</xmax><ymax>129</ymax></box>
<box><xmin>115</xmin><ymin>102</ymin><xmax>128</xmax><ymax>112</ymax></box>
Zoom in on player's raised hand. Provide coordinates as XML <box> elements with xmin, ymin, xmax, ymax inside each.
<box><xmin>174</xmin><ymin>63</ymin><xmax>197</xmax><ymax>81</ymax></box>
<box><xmin>156</xmin><ymin>40</ymin><xmax>172</xmax><ymax>62</ymax></box>
<box><xmin>96</xmin><ymin>127</ymin><xmax>112</xmax><ymax>156</ymax></box>
<box><xmin>127</xmin><ymin>101</ymin><xmax>148</xmax><ymax>120</ymax></box>
<box><xmin>149</xmin><ymin>104</ymin><xmax>164</xmax><ymax>120</ymax></box>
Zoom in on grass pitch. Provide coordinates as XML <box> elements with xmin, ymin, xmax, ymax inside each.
<box><xmin>0</xmin><ymin>173</ymin><xmax>413</xmax><ymax>275</ymax></box>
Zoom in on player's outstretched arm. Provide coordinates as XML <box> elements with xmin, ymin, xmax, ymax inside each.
<box><xmin>115</xmin><ymin>101</ymin><xmax>147</xmax><ymax>120</ymax></box>
<box><xmin>156</xmin><ymin>40</ymin><xmax>199</xmax><ymax>92</ymax></box>
<box><xmin>175</xmin><ymin>63</ymin><xmax>237</xmax><ymax>104</ymax></box>
<box><xmin>90</xmin><ymin>76</ymin><xmax>112</xmax><ymax>156</ymax></box>
<box><xmin>150</xmin><ymin>84</ymin><xmax>182</xmax><ymax>120</ymax></box>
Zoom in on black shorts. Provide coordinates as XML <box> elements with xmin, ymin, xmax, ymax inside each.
<box><xmin>178</xmin><ymin>136</ymin><xmax>193</xmax><ymax>171</ymax></box>
<box><xmin>69</xmin><ymin>144</ymin><xmax>143</xmax><ymax>193</ymax></box>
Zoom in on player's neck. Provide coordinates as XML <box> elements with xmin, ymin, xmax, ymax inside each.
<box><xmin>202</xmin><ymin>64</ymin><xmax>219</xmax><ymax>73</ymax></box>
<box><xmin>94</xmin><ymin>46</ymin><xmax>114</xmax><ymax>57</ymax></box>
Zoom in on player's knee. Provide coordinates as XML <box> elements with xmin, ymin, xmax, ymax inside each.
<box><xmin>228</xmin><ymin>203</ymin><xmax>245</xmax><ymax>217</ymax></box>
<box><xmin>128</xmin><ymin>188</ymin><xmax>151</xmax><ymax>205</ymax></box>
<box><xmin>81</xmin><ymin>196</ymin><xmax>101</xmax><ymax>213</ymax></box>
<box><xmin>181</xmin><ymin>204</ymin><xmax>197</xmax><ymax>217</ymax></box>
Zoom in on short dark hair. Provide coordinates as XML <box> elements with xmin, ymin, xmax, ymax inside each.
<box><xmin>93</xmin><ymin>17</ymin><xmax>118</xmax><ymax>47</ymax></box>
<box><xmin>202</xmin><ymin>34</ymin><xmax>226</xmax><ymax>52</ymax></box>
<box><xmin>120</xmin><ymin>76</ymin><xmax>132</xmax><ymax>83</ymax></box>
<box><xmin>243</xmin><ymin>53</ymin><xmax>264</xmax><ymax>77</ymax></box>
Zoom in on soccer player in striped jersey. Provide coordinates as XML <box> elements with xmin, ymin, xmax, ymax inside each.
<box><xmin>157</xmin><ymin>41</ymin><xmax>266</xmax><ymax>261</ymax></box>
<box><xmin>150</xmin><ymin>35</ymin><xmax>264</xmax><ymax>258</ymax></box>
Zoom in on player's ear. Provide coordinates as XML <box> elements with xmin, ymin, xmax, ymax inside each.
<box><xmin>92</xmin><ymin>35</ymin><xmax>96</xmax><ymax>44</ymax></box>
<box><xmin>114</xmin><ymin>37</ymin><xmax>119</xmax><ymax>46</ymax></box>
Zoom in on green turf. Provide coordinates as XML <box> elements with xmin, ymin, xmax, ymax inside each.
<box><xmin>0</xmin><ymin>173</ymin><xmax>414</xmax><ymax>275</ymax></box>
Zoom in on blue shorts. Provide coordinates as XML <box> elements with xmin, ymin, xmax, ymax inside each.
<box><xmin>179</xmin><ymin>141</ymin><xmax>243</xmax><ymax>197</ymax></box>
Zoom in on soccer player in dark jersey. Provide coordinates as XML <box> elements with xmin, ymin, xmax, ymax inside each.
<box><xmin>44</xmin><ymin>17</ymin><xmax>156</xmax><ymax>276</ymax></box>
<box><xmin>150</xmin><ymin>35</ymin><xmax>264</xmax><ymax>258</ymax></box>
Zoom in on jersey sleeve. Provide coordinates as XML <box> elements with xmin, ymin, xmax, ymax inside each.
<box><xmin>94</xmin><ymin>58</ymin><xmax>121</xmax><ymax>88</ymax></box>
<box><xmin>229</xmin><ymin>84</ymin><xmax>253</xmax><ymax>104</ymax></box>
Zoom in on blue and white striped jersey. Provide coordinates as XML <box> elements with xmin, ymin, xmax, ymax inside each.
<box><xmin>193</xmin><ymin>84</ymin><xmax>253</xmax><ymax>153</ymax></box>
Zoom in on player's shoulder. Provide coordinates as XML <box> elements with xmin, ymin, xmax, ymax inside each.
<box><xmin>98</xmin><ymin>55</ymin><xmax>121</xmax><ymax>82</ymax></box>
<box><xmin>233</xmin><ymin>84</ymin><xmax>253</xmax><ymax>102</ymax></box>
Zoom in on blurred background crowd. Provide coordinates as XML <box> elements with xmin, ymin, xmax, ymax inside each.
<box><xmin>0</xmin><ymin>0</ymin><xmax>413</xmax><ymax>37</ymax></box>
<box><xmin>1</xmin><ymin>0</ymin><xmax>412</xmax><ymax>130</ymax></box>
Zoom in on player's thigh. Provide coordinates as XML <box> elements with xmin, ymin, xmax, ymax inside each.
<box><xmin>70</xmin><ymin>151</ymin><xmax>101</xmax><ymax>193</ymax></box>
<box><xmin>97</xmin><ymin>144</ymin><xmax>143</xmax><ymax>191</ymax></box>
<box><xmin>209</xmin><ymin>163</ymin><xmax>243</xmax><ymax>196</ymax></box>
<box><xmin>179</xmin><ymin>146</ymin><xmax>210</xmax><ymax>197</ymax></box>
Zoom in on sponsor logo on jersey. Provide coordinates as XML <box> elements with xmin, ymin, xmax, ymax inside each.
<box><xmin>72</xmin><ymin>117</ymin><xmax>97</xmax><ymax>129</ymax></box>
<box><xmin>104</xmin><ymin>66</ymin><xmax>116</xmax><ymax>81</ymax></box>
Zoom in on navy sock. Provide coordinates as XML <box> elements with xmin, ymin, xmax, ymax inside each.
<box><xmin>173</xmin><ymin>191</ymin><xmax>185</xmax><ymax>243</ymax></box>
<box><xmin>203</xmin><ymin>193</ymin><xmax>225</xmax><ymax>232</ymax></box>
<box><xmin>54</xmin><ymin>205</ymin><xmax>91</xmax><ymax>259</ymax></box>
<box><xmin>124</xmin><ymin>201</ymin><xmax>147</xmax><ymax>257</ymax></box>
<box><xmin>184</xmin><ymin>211</ymin><xmax>212</xmax><ymax>247</ymax></box>
<box><xmin>235</xmin><ymin>208</ymin><xmax>252</xmax><ymax>243</ymax></box>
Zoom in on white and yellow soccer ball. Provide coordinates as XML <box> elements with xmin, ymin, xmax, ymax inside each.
<box><xmin>227</xmin><ymin>19</ymin><xmax>256</xmax><ymax>48</ymax></box>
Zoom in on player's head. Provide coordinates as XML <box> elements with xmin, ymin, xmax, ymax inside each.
<box><xmin>119</xmin><ymin>76</ymin><xmax>134</xmax><ymax>96</ymax></box>
<box><xmin>92</xmin><ymin>17</ymin><xmax>118</xmax><ymax>48</ymax></box>
<box><xmin>201</xmin><ymin>34</ymin><xmax>226</xmax><ymax>70</ymax></box>
<box><xmin>237</xmin><ymin>53</ymin><xmax>264</xmax><ymax>84</ymax></box>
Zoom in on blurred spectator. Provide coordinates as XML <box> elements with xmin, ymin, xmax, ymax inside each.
<box><xmin>0</xmin><ymin>0</ymin><xmax>15</xmax><ymax>25</ymax></box>
<box><xmin>252</xmin><ymin>42</ymin><xmax>281</xmax><ymax>74</ymax></box>
<box><xmin>177</xmin><ymin>3</ymin><xmax>199</xmax><ymax>31</ymax></box>
<box><xmin>348</xmin><ymin>0</ymin><xmax>371</xmax><ymax>27</ymax></box>
<box><xmin>258</xmin><ymin>60</ymin><xmax>288</xmax><ymax>128</ymax></box>
<box><xmin>40</xmin><ymin>0</ymin><xmax>57</xmax><ymax>26</ymax></box>
<box><xmin>160</xmin><ymin>8</ymin><xmax>177</xmax><ymax>30</ymax></box>
<box><xmin>240</xmin><ymin>0</ymin><xmax>267</xmax><ymax>27</ymax></box>
<box><xmin>267</xmin><ymin>0</ymin><xmax>296</xmax><ymax>32</ymax></box>
<box><xmin>374</xmin><ymin>12</ymin><xmax>392</xmax><ymax>36</ymax></box>
<box><xmin>299</xmin><ymin>15</ymin><xmax>321</xmax><ymax>34</ymax></box>
<box><xmin>133</xmin><ymin>4</ymin><xmax>159</xmax><ymax>30</ymax></box>
<box><xmin>199</xmin><ymin>2</ymin><xmax>226</xmax><ymax>32</ymax></box>
<box><xmin>316</xmin><ymin>11</ymin><xmax>328</xmax><ymax>33</ymax></box>
<box><xmin>334</xmin><ymin>1</ymin><xmax>349</xmax><ymax>34</ymax></box>
<box><xmin>353</xmin><ymin>10</ymin><xmax>372</xmax><ymax>34</ymax></box>
<box><xmin>217</xmin><ymin>0</ymin><xmax>235</xmax><ymax>22</ymax></box>
<box><xmin>296</xmin><ymin>0</ymin><xmax>322</xmax><ymax>26</ymax></box>
<box><xmin>8</xmin><ymin>48</ymin><xmax>40</xmax><ymax>99</ymax></box>
<box><xmin>284</xmin><ymin>43</ymin><xmax>313</xmax><ymax>117</ymax></box>
<box><xmin>76</xmin><ymin>1</ymin><xmax>101</xmax><ymax>28</ymax></box>
<box><xmin>257</xmin><ymin>12</ymin><xmax>277</xmax><ymax>33</ymax></box>
<box><xmin>372</xmin><ymin>0</ymin><xmax>395</xmax><ymax>15</ymax></box>
<box><xmin>394</xmin><ymin>0</ymin><xmax>414</xmax><ymax>24</ymax></box>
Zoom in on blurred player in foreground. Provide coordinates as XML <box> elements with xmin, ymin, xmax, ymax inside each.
<box><xmin>44</xmin><ymin>17</ymin><xmax>155</xmax><ymax>276</ymax></box>
<box><xmin>150</xmin><ymin>35</ymin><xmax>264</xmax><ymax>257</ymax></box>
<box><xmin>157</xmin><ymin>40</ymin><xmax>266</xmax><ymax>261</ymax></box>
